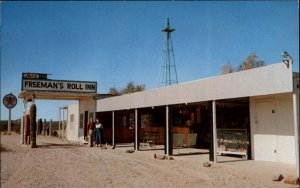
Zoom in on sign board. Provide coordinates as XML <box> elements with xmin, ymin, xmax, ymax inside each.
<box><xmin>3</xmin><ymin>93</ymin><xmax>17</xmax><ymax>109</ymax></box>
<box><xmin>22</xmin><ymin>79</ymin><xmax>97</xmax><ymax>93</ymax></box>
<box><xmin>22</xmin><ymin>73</ymin><xmax>48</xmax><ymax>80</ymax></box>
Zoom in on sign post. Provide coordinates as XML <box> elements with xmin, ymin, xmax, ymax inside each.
<box><xmin>3</xmin><ymin>93</ymin><xmax>17</xmax><ymax>135</ymax></box>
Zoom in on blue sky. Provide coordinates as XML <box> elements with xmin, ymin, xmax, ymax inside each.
<box><xmin>1</xmin><ymin>1</ymin><xmax>299</xmax><ymax>120</ymax></box>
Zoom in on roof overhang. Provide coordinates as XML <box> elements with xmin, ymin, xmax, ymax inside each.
<box><xmin>97</xmin><ymin>62</ymin><xmax>294</xmax><ymax>112</ymax></box>
<box><xmin>18</xmin><ymin>90</ymin><xmax>97</xmax><ymax>101</ymax></box>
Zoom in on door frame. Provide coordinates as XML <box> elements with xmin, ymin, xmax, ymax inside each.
<box><xmin>253</xmin><ymin>99</ymin><xmax>278</xmax><ymax>162</ymax></box>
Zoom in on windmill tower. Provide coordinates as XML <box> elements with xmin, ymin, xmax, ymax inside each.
<box><xmin>161</xmin><ymin>18</ymin><xmax>178</xmax><ymax>86</ymax></box>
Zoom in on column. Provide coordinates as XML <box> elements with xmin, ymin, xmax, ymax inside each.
<box><xmin>43</xmin><ymin>119</ymin><xmax>46</xmax><ymax>136</ymax></box>
<box><xmin>212</xmin><ymin>100</ymin><xmax>217</xmax><ymax>163</ymax></box>
<box><xmin>62</xmin><ymin>108</ymin><xmax>65</xmax><ymax>139</ymax></box>
<box><xmin>21</xmin><ymin>116</ymin><xmax>24</xmax><ymax>144</ymax></box>
<box><xmin>41</xmin><ymin>119</ymin><xmax>44</xmax><ymax>135</ymax></box>
<box><xmin>23</xmin><ymin>100</ymin><xmax>28</xmax><ymax>144</ymax></box>
<box><xmin>293</xmin><ymin>76</ymin><xmax>299</xmax><ymax>177</ymax></box>
<box><xmin>21</xmin><ymin>100</ymin><xmax>27</xmax><ymax>144</ymax></box>
<box><xmin>59</xmin><ymin>108</ymin><xmax>61</xmax><ymax>138</ymax></box>
<box><xmin>49</xmin><ymin>119</ymin><xmax>52</xmax><ymax>136</ymax></box>
<box><xmin>165</xmin><ymin>105</ymin><xmax>169</xmax><ymax>156</ymax></box>
<box><xmin>134</xmin><ymin>109</ymin><xmax>139</xmax><ymax>151</ymax></box>
<box><xmin>8</xmin><ymin>109</ymin><xmax>11</xmax><ymax>135</ymax></box>
<box><xmin>112</xmin><ymin>111</ymin><xmax>115</xmax><ymax>148</ymax></box>
<box><xmin>37</xmin><ymin>119</ymin><xmax>39</xmax><ymax>135</ymax></box>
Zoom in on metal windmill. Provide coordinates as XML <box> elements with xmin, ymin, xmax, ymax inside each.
<box><xmin>161</xmin><ymin>18</ymin><xmax>178</xmax><ymax>85</ymax></box>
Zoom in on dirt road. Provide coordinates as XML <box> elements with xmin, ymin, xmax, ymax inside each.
<box><xmin>1</xmin><ymin>133</ymin><xmax>297</xmax><ymax>188</ymax></box>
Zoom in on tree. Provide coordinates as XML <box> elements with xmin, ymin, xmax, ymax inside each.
<box><xmin>121</xmin><ymin>81</ymin><xmax>135</xmax><ymax>94</ymax></box>
<box><xmin>220</xmin><ymin>53</ymin><xmax>266</xmax><ymax>74</ymax></box>
<box><xmin>221</xmin><ymin>63</ymin><xmax>233</xmax><ymax>74</ymax></box>
<box><xmin>109</xmin><ymin>81</ymin><xmax>145</xmax><ymax>95</ymax></box>
<box><xmin>109</xmin><ymin>87</ymin><xmax>120</xmax><ymax>96</ymax></box>
<box><xmin>237</xmin><ymin>53</ymin><xmax>266</xmax><ymax>71</ymax></box>
<box><xmin>134</xmin><ymin>84</ymin><xmax>145</xmax><ymax>92</ymax></box>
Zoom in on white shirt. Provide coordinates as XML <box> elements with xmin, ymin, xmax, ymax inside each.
<box><xmin>96</xmin><ymin>123</ymin><xmax>103</xmax><ymax>129</ymax></box>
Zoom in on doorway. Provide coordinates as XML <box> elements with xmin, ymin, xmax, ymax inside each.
<box><xmin>253</xmin><ymin>101</ymin><xmax>277</xmax><ymax>162</ymax></box>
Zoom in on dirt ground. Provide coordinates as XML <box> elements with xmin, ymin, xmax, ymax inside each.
<box><xmin>1</xmin><ymin>133</ymin><xmax>298</xmax><ymax>188</ymax></box>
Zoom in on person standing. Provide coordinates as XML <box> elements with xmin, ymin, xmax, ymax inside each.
<box><xmin>87</xmin><ymin>117</ymin><xmax>94</xmax><ymax>147</ymax></box>
<box><xmin>95</xmin><ymin>118</ymin><xmax>103</xmax><ymax>147</ymax></box>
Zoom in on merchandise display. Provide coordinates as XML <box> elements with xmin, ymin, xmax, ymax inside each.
<box><xmin>217</xmin><ymin>129</ymin><xmax>249</xmax><ymax>159</ymax></box>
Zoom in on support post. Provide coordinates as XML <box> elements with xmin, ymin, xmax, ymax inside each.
<box><xmin>30</xmin><ymin>103</ymin><xmax>37</xmax><ymax>148</ymax></box>
<box><xmin>165</xmin><ymin>105</ymin><xmax>169</xmax><ymax>156</ymax></box>
<box><xmin>112</xmin><ymin>111</ymin><xmax>115</xmax><ymax>148</ymax></box>
<box><xmin>40</xmin><ymin>120</ymin><xmax>42</xmax><ymax>135</ymax></box>
<box><xmin>62</xmin><ymin>108</ymin><xmax>65</xmax><ymax>139</ymax></box>
<box><xmin>43</xmin><ymin>119</ymin><xmax>46</xmax><ymax>136</ymax></box>
<box><xmin>59</xmin><ymin>121</ymin><xmax>61</xmax><ymax>138</ymax></box>
<box><xmin>59</xmin><ymin>108</ymin><xmax>61</xmax><ymax>138</ymax></box>
<box><xmin>21</xmin><ymin>116</ymin><xmax>24</xmax><ymax>144</ymax></box>
<box><xmin>212</xmin><ymin>100</ymin><xmax>217</xmax><ymax>164</ymax></box>
<box><xmin>21</xmin><ymin>100</ymin><xmax>27</xmax><ymax>144</ymax></box>
<box><xmin>134</xmin><ymin>109</ymin><xmax>138</xmax><ymax>150</ymax></box>
<box><xmin>49</xmin><ymin>119</ymin><xmax>52</xmax><ymax>136</ymax></box>
<box><xmin>24</xmin><ymin>115</ymin><xmax>30</xmax><ymax>145</ymax></box>
<box><xmin>8</xmin><ymin>109</ymin><xmax>11</xmax><ymax>135</ymax></box>
<box><xmin>36</xmin><ymin>119</ymin><xmax>40</xmax><ymax>135</ymax></box>
<box><xmin>292</xmin><ymin>75</ymin><xmax>299</xmax><ymax>177</ymax></box>
<box><xmin>23</xmin><ymin>101</ymin><xmax>29</xmax><ymax>145</ymax></box>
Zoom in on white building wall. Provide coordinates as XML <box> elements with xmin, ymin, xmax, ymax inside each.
<box><xmin>276</xmin><ymin>94</ymin><xmax>295</xmax><ymax>164</ymax></box>
<box><xmin>66</xmin><ymin>103</ymin><xmax>79</xmax><ymax>141</ymax></box>
<box><xmin>78</xmin><ymin>97</ymin><xmax>96</xmax><ymax>138</ymax></box>
<box><xmin>250</xmin><ymin>93</ymin><xmax>295</xmax><ymax>164</ymax></box>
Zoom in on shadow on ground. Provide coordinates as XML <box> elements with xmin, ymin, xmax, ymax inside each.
<box><xmin>173</xmin><ymin>151</ymin><xmax>209</xmax><ymax>156</ymax></box>
<box><xmin>36</xmin><ymin>143</ymin><xmax>86</xmax><ymax>149</ymax></box>
<box><xmin>0</xmin><ymin>145</ymin><xmax>12</xmax><ymax>152</ymax></box>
